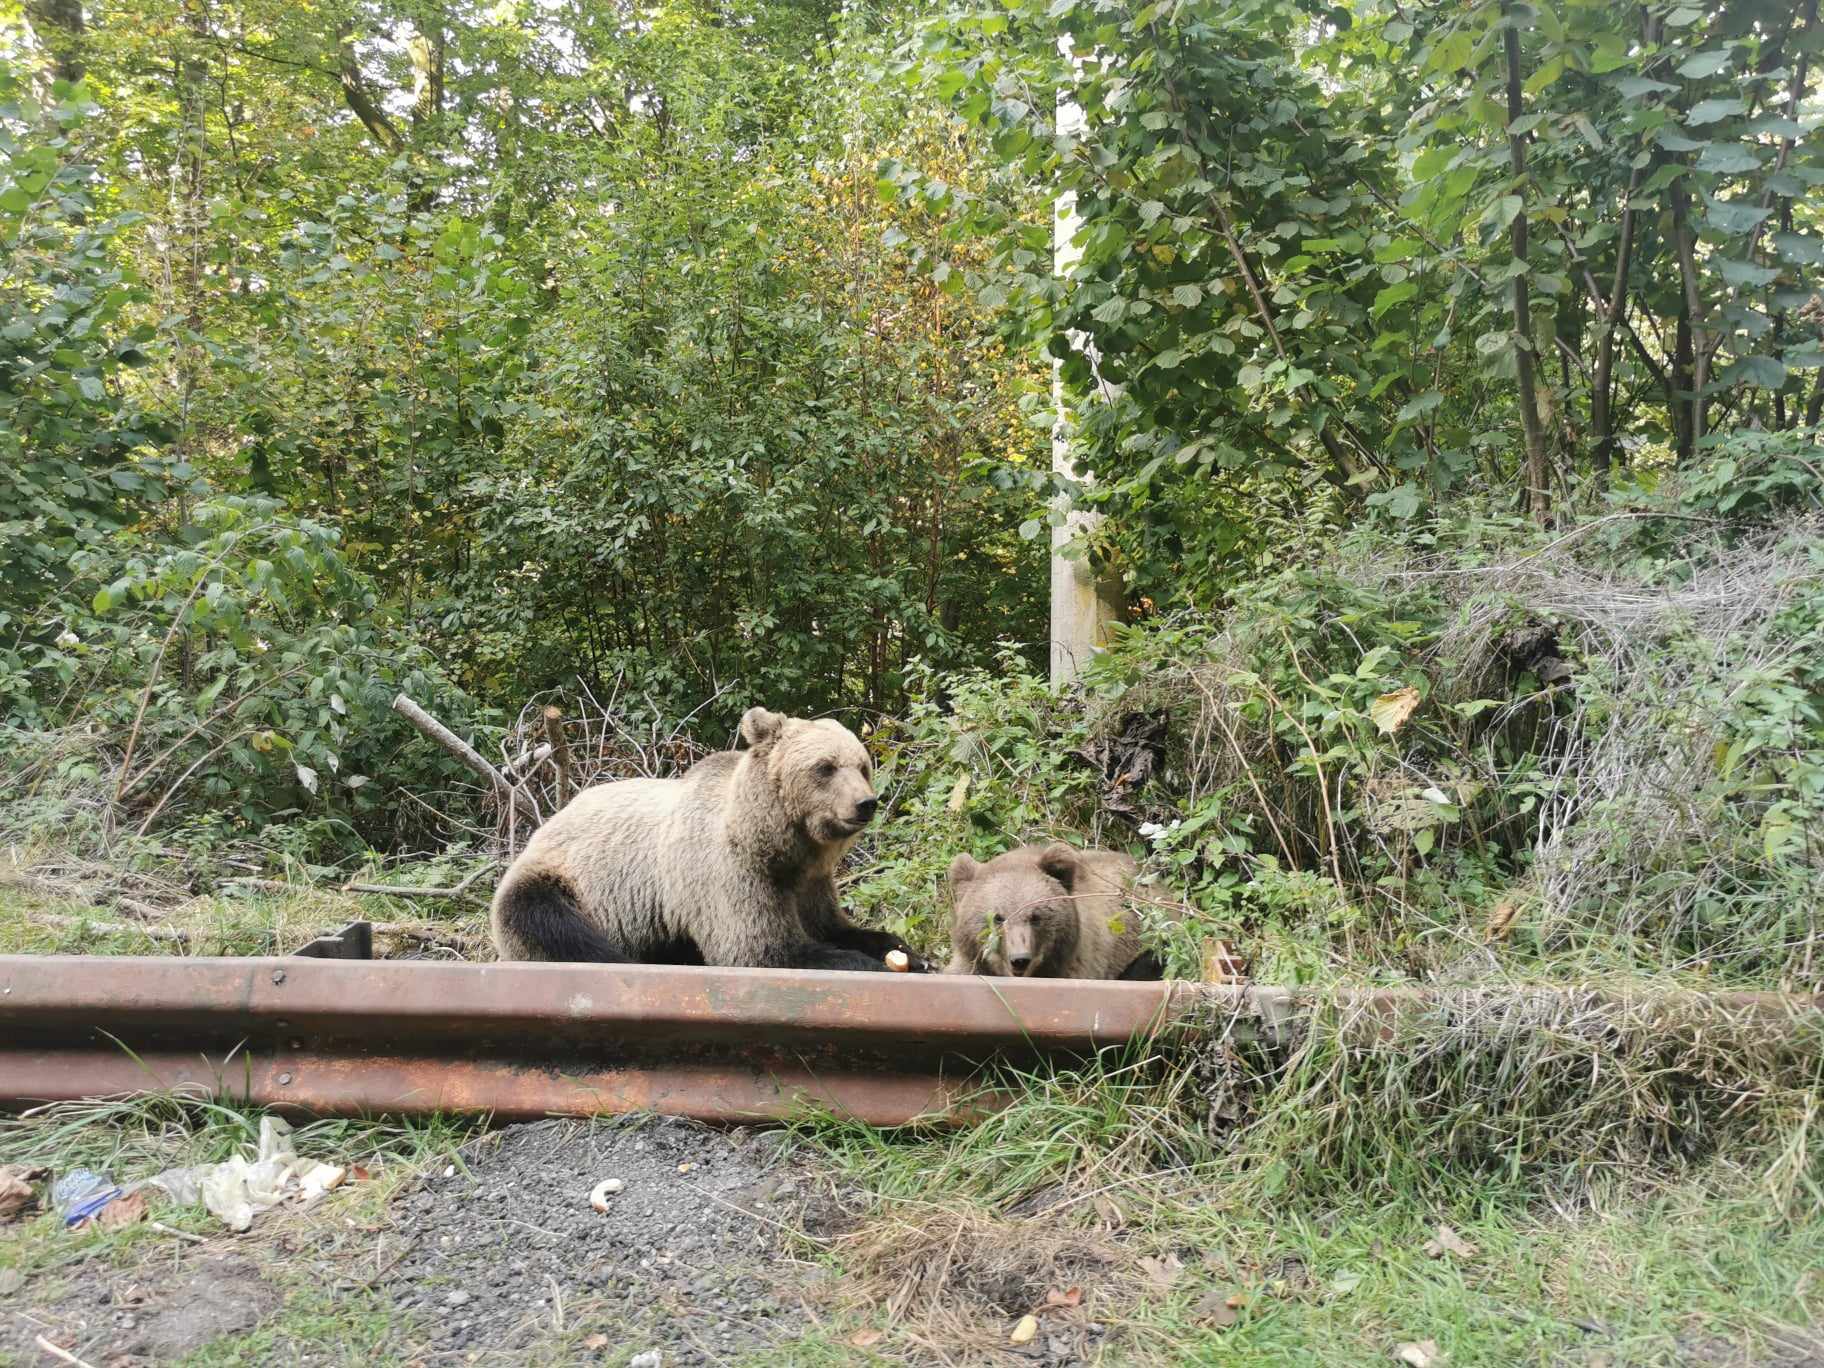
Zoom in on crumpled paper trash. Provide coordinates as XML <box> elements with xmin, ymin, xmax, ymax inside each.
<box><xmin>132</xmin><ymin>1117</ymin><xmax>345</xmax><ymax>1232</ymax></box>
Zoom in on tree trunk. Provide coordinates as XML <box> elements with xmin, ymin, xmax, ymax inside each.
<box><xmin>174</xmin><ymin>0</ymin><xmax>208</xmax><ymax>637</ymax></box>
<box><xmin>1672</xmin><ymin>304</ymin><xmax>1695</xmax><ymax>462</ymax></box>
<box><xmin>1669</xmin><ymin>177</ymin><xmax>1709</xmax><ymax>457</ymax></box>
<box><xmin>1591</xmin><ymin>161</ymin><xmax>1644</xmax><ymax>479</ymax></box>
<box><xmin>1503</xmin><ymin>7</ymin><xmax>1552</xmax><ymax>523</ymax></box>
<box><xmin>1050</xmin><ymin>78</ymin><xmax>1125</xmax><ymax>687</ymax></box>
<box><xmin>336</xmin><ymin>22</ymin><xmax>404</xmax><ymax>152</ymax></box>
<box><xmin>25</xmin><ymin>0</ymin><xmax>84</xmax><ymax>83</ymax></box>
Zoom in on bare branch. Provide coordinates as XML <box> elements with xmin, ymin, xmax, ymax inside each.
<box><xmin>392</xmin><ymin>693</ymin><xmax>539</xmax><ymax>823</ymax></box>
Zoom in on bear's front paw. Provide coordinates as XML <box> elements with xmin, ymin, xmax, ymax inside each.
<box><xmin>873</xmin><ymin>935</ymin><xmax>929</xmax><ymax>974</ymax></box>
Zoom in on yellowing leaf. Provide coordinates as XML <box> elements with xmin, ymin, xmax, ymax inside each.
<box><xmin>1192</xmin><ymin>1287</ymin><xmax>1242</xmax><ymax>1328</ymax></box>
<box><xmin>1009</xmin><ymin>1314</ymin><xmax>1039</xmax><ymax>1345</ymax></box>
<box><xmin>0</xmin><ymin>1165</ymin><xmax>46</xmax><ymax>1222</ymax></box>
<box><xmin>947</xmin><ymin>774</ymin><xmax>971</xmax><ymax>811</ymax></box>
<box><xmin>1138</xmin><ymin>1253</ymin><xmax>1184</xmax><ymax>1288</ymax></box>
<box><xmin>1485</xmin><ymin>895</ymin><xmax>1524</xmax><ymax>942</ymax></box>
<box><xmin>1370</xmin><ymin>687</ymin><xmax>1422</xmax><ymax>736</ymax></box>
<box><xmin>1422</xmin><ymin>1224</ymin><xmax>1477</xmax><ymax>1261</ymax></box>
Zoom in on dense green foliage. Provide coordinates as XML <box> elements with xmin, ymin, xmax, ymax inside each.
<box><xmin>854</xmin><ymin>471</ymin><xmax>1824</xmax><ymax>994</ymax></box>
<box><xmin>3</xmin><ymin>0</ymin><xmax>1049</xmax><ymax>845</ymax></box>
<box><xmin>897</xmin><ymin>0</ymin><xmax>1824</xmax><ymax>590</ymax></box>
<box><xmin>4</xmin><ymin>10</ymin><xmax>1820</xmax><ymax>1358</ymax></box>
<box><xmin>3</xmin><ymin>0</ymin><xmax>1822</xmax><ymax>948</ymax></box>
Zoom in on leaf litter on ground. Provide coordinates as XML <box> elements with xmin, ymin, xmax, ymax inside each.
<box><xmin>1422</xmin><ymin>1225</ymin><xmax>1477</xmax><ymax>1261</ymax></box>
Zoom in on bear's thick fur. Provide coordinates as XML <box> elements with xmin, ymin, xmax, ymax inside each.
<box><xmin>943</xmin><ymin>842</ymin><xmax>1164</xmax><ymax>980</ymax></box>
<box><xmin>490</xmin><ymin>706</ymin><xmax>914</xmax><ymax>971</ymax></box>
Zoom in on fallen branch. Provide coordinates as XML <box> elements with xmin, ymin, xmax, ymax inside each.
<box><xmin>367</xmin><ymin>923</ymin><xmax>484</xmax><ymax>946</ymax></box>
<box><xmin>36</xmin><ymin>915</ymin><xmax>198</xmax><ymax>942</ymax></box>
<box><xmin>35</xmin><ymin>1335</ymin><xmax>99</xmax><ymax>1368</ymax></box>
<box><xmin>220</xmin><ymin>876</ymin><xmax>335</xmax><ymax>895</ymax></box>
<box><xmin>2</xmin><ymin>871</ymin><xmax>187</xmax><ymax>922</ymax></box>
<box><xmin>503</xmin><ymin>742</ymin><xmax>553</xmax><ymax>779</ymax></box>
<box><xmin>340</xmin><ymin>863</ymin><xmax>496</xmax><ymax>900</ymax></box>
<box><xmin>34</xmin><ymin>914</ymin><xmax>478</xmax><ymax>948</ymax></box>
<box><xmin>392</xmin><ymin>693</ymin><xmax>538</xmax><ymax>823</ymax></box>
<box><xmin>151</xmin><ymin>1220</ymin><xmax>207</xmax><ymax>1244</ymax></box>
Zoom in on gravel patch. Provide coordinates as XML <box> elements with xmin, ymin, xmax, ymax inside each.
<box><xmin>385</xmin><ymin>1115</ymin><xmax>824</xmax><ymax>1361</ymax></box>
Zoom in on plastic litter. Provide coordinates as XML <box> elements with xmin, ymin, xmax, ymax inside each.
<box><xmin>43</xmin><ymin>1120</ymin><xmax>346</xmax><ymax>1236</ymax></box>
<box><xmin>51</xmin><ymin>1168</ymin><xmax>123</xmax><ymax>1227</ymax></box>
<box><xmin>123</xmin><ymin>1117</ymin><xmax>345</xmax><ymax>1233</ymax></box>
<box><xmin>132</xmin><ymin>1164</ymin><xmax>212</xmax><ymax>1207</ymax></box>
<box><xmin>196</xmin><ymin>1117</ymin><xmax>345</xmax><ymax>1232</ymax></box>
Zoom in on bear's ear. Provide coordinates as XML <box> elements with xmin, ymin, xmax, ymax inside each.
<box><xmin>947</xmin><ymin>853</ymin><xmax>980</xmax><ymax>887</ymax></box>
<box><xmin>739</xmin><ymin>707</ymin><xmax>785</xmax><ymax>749</ymax></box>
<box><xmin>1037</xmin><ymin>842</ymin><xmax>1079</xmax><ymax>892</ymax></box>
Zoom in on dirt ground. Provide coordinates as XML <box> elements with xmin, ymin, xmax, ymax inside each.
<box><xmin>3</xmin><ymin>1117</ymin><xmax>851</xmax><ymax>1366</ymax></box>
<box><xmin>5</xmin><ymin>1115</ymin><xmax>1821</xmax><ymax>1367</ymax></box>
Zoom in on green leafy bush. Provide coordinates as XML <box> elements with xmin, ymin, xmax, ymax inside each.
<box><xmin>3</xmin><ymin>496</ymin><xmax>478</xmax><ymax>854</ymax></box>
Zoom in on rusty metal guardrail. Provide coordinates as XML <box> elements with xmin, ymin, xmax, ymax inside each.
<box><xmin>0</xmin><ymin>951</ymin><xmax>1186</xmax><ymax>1125</ymax></box>
<box><xmin>1</xmin><ymin>943</ymin><xmax>1817</xmax><ymax>1126</ymax></box>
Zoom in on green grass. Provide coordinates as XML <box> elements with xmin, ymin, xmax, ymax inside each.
<box><xmin>1099</xmin><ymin>1189</ymin><xmax>1822</xmax><ymax>1366</ymax></box>
<box><xmin>182</xmin><ymin>1282</ymin><xmax>410</xmax><ymax>1367</ymax></box>
<box><xmin>3</xmin><ymin>800</ymin><xmax>1817</xmax><ymax>1364</ymax></box>
<box><xmin>785</xmin><ymin>1032</ymin><xmax>1824</xmax><ymax>1365</ymax></box>
<box><xmin>0</xmin><ymin>863</ymin><xmax>486</xmax><ymax>960</ymax></box>
<box><xmin>792</xmin><ymin>1137</ymin><xmax>1823</xmax><ymax>1366</ymax></box>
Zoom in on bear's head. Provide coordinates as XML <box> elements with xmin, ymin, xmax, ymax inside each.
<box><xmin>947</xmin><ymin>842</ymin><xmax>1085</xmax><ymax>977</ymax></box>
<box><xmin>740</xmin><ymin>706</ymin><xmax>878</xmax><ymax>846</ymax></box>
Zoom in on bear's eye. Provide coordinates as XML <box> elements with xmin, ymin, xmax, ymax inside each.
<box><xmin>816</xmin><ymin>761</ymin><xmax>837</xmax><ymax>781</ymax></box>
<box><xmin>991</xmin><ymin>913</ymin><xmax>1004</xmax><ymax>926</ymax></box>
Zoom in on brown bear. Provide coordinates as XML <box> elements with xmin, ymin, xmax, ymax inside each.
<box><xmin>490</xmin><ymin>706</ymin><xmax>917</xmax><ymax>971</ymax></box>
<box><xmin>943</xmin><ymin>842</ymin><xmax>1164</xmax><ymax>980</ymax></box>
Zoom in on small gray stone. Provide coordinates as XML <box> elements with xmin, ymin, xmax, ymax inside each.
<box><xmin>629</xmin><ymin>1353</ymin><xmax>662</xmax><ymax>1368</ymax></box>
<box><xmin>444</xmin><ymin>1289</ymin><xmax>473</xmax><ymax>1307</ymax></box>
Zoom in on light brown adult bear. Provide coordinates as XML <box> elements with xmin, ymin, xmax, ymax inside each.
<box><xmin>490</xmin><ymin>707</ymin><xmax>918</xmax><ymax>972</ymax></box>
<box><xmin>943</xmin><ymin>843</ymin><xmax>1163</xmax><ymax>980</ymax></box>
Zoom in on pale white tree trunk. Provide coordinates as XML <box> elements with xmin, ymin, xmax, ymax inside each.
<box><xmin>1049</xmin><ymin>79</ymin><xmax>1124</xmax><ymax>687</ymax></box>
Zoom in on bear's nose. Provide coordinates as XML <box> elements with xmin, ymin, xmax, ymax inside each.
<box><xmin>1009</xmin><ymin>955</ymin><xmax>1032</xmax><ymax>974</ymax></box>
<box><xmin>853</xmin><ymin>796</ymin><xmax>879</xmax><ymax>821</ymax></box>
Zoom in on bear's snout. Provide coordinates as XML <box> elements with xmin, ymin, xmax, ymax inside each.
<box><xmin>852</xmin><ymin>795</ymin><xmax>879</xmax><ymax>823</ymax></box>
<box><xmin>1000</xmin><ymin>919</ymin><xmax>1037</xmax><ymax>973</ymax></box>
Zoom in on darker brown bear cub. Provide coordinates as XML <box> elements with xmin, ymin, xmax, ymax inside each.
<box><xmin>943</xmin><ymin>842</ymin><xmax>1168</xmax><ymax>980</ymax></box>
<box><xmin>490</xmin><ymin>706</ymin><xmax>918</xmax><ymax>971</ymax></box>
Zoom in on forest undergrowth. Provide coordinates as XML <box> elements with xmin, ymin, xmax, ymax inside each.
<box><xmin>7</xmin><ymin>0</ymin><xmax>1824</xmax><ymax>1347</ymax></box>
<box><xmin>4</xmin><ymin>481</ymin><xmax>1822</xmax><ymax>1363</ymax></box>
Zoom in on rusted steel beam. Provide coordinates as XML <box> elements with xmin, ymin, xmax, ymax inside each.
<box><xmin>0</xmin><ymin>956</ymin><xmax>1816</xmax><ymax>1126</ymax></box>
<box><xmin>0</xmin><ymin>956</ymin><xmax>1178</xmax><ymax>1126</ymax></box>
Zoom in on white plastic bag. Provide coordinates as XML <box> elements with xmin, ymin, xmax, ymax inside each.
<box><xmin>138</xmin><ymin>1117</ymin><xmax>344</xmax><ymax>1232</ymax></box>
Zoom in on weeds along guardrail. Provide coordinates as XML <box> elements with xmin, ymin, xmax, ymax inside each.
<box><xmin>1</xmin><ymin>949</ymin><xmax>1817</xmax><ymax>1147</ymax></box>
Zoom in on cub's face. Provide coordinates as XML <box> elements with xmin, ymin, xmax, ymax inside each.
<box><xmin>948</xmin><ymin>845</ymin><xmax>1082</xmax><ymax>977</ymax></box>
<box><xmin>741</xmin><ymin>707</ymin><xmax>878</xmax><ymax>846</ymax></box>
